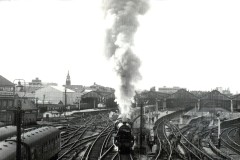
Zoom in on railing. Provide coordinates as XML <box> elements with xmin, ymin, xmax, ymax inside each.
<box><xmin>0</xmin><ymin>91</ymin><xmax>14</xmax><ymax>96</ymax></box>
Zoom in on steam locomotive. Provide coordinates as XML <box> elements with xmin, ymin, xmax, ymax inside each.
<box><xmin>114</xmin><ymin>116</ymin><xmax>134</xmax><ymax>154</ymax></box>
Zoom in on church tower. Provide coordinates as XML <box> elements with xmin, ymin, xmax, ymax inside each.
<box><xmin>66</xmin><ymin>71</ymin><xmax>71</xmax><ymax>86</ymax></box>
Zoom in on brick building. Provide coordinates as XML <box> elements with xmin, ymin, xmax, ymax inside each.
<box><xmin>0</xmin><ymin>75</ymin><xmax>37</xmax><ymax>126</ymax></box>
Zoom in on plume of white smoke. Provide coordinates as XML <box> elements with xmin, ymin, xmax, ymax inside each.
<box><xmin>102</xmin><ymin>0</ymin><xmax>149</xmax><ymax>115</ymax></box>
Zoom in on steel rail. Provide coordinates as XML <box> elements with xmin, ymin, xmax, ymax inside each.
<box><xmin>171</xmin><ymin>123</ymin><xmax>214</xmax><ymax>160</ymax></box>
<box><xmin>99</xmin><ymin>127</ymin><xmax>114</xmax><ymax>158</ymax></box>
<box><xmin>85</xmin><ymin>124</ymin><xmax>112</xmax><ymax>160</ymax></box>
<box><xmin>167</xmin><ymin>123</ymin><xmax>201</xmax><ymax>160</ymax></box>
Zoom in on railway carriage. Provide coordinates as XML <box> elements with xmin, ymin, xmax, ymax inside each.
<box><xmin>0</xmin><ymin>126</ymin><xmax>17</xmax><ymax>141</ymax></box>
<box><xmin>0</xmin><ymin>126</ymin><xmax>60</xmax><ymax>160</ymax></box>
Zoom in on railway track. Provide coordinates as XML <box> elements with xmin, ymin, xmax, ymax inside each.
<box><xmin>82</xmin><ymin>124</ymin><xmax>113</xmax><ymax>160</ymax></box>
<box><xmin>58</xmin><ymin>133</ymin><xmax>110</xmax><ymax>160</ymax></box>
<box><xmin>154</xmin><ymin>119</ymin><xmax>172</xmax><ymax>160</ymax></box>
<box><xmin>98</xmin><ymin>127</ymin><xmax>116</xmax><ymax>160</ymax></box>
<box><xmin>103</xmin><ymin>153</ymin><xmax>134</xmax><ymax>160</ymax></box>
<box><xmin>208</xmin><ymin>127</ymin><xmax>232</xmax><ymax>160</ymax></box>
<box><xmin>61</xmin><ymin>126</ymin><xmax>85</xmax><ymax>147</ymax></box>
<box><xmin>168</xmin><ymin>123</ymin><xmax>202</xmax><ymax>160</ymax></box>
<box><xmin>51</xmin><ymin>108</ymin><xmax>240</xmax><ymax>160</ymax></box>
<box><xmin>155</xmin><ymin>119</ymin><xmax>173</xmax><ymax>160</ymax></box>
<box><xmin>151</xmin><ymin>107</ymin><xmax>193</xmax><ymax>159</ymax></box>
<box><xmin>53</xmin><ymin>112</ymin><xmax>113</xmax><ymax>160</ymax></box>
<box><xmin>228</xmin><ymin>128</ymin><xmax>240</xmax><ymax>144</ymax></box>
<box><xmin>221</xmin><ymin>127</ymin><xmax>240</xmax><ymax>155</ymax></box>
<box><xmin>168</xmin><ymin>120</ymin><xmax>215</xmax><ymax>160</ymax></box>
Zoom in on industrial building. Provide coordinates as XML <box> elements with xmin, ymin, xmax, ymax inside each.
<box><xmin>0</xmin><ymin>75</ymin><xmax>37</xmax><ymax>126</ymax></box>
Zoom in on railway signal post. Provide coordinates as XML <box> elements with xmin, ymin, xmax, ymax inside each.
<box><xmin>13</xmin><ymin>79</ymin><xmax>25</xmax><ymax>160</ymax></box>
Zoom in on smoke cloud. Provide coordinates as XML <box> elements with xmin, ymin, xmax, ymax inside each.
<box><xmin>102</xmin><ymin>0</ymin><xmax>149</xmax><ymax>114</ymax></box>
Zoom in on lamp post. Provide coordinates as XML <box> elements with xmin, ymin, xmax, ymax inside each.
<box><xmin>216</xmin><ymin>112</ymin><xmax>221</xmax><ymax>148</ymax></box>
<box><xmin>78</xmin><ymin>97</ymin><xmax>81</xmax><ymax>110</ymax></box>
<box><xmin>35</xmin><ymin>97</ymin><xmax>39</xmax><ymax>118</ymax></box>
<box><xmin>42</xmin><ymin>94</ymin><xmax>45</xmax><ymax>109</ymax></box>
<box><xmin>13</xmin><ymin>79</ymin><xmax>25</xmax><ymax>160</ymax></box>
<box><xmin>155</xmin><ymin>98</ymin><xmax>159</xmax><ymax>119</ymax></box>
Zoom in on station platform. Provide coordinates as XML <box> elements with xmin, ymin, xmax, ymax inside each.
<box><xmin>63</xmin><ymin>108</ymin><xmax>110</xmax><ymax>116</ymax></box>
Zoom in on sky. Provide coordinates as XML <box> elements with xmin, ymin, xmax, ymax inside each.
<box><xmin>0</xmin><ymin>0</ymin><xmax>240</xmax><ymax>94</ymax></box>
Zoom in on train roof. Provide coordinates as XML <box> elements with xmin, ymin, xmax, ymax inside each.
<box><xmin>0</xmin><ymin>140</ymin><xmax>16</xmax><ymax>160</ymax></box>
<box><xmin>9</xmin><ymin>126</ymin><xmax>60</xmax><ymax>147</ymax></box>
<box><xmin>0</xmin><ymin>126</ymin><xmax>17</xmax><ymax>141</ymax></box>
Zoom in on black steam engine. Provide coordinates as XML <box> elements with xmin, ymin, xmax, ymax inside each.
<box><xmin>114</xmin><ymin>118</ymin><xmax>134</xmax><ymax>154</ymax></box>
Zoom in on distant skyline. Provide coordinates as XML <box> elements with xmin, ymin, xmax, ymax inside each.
<box><xmin>5</xmin><ymin>75</ymin><xmax>236</xmax><ymax>94</ymax></box>
<box><xmin>1</xmin><ymin>0</ymin><xmax>240</xmax><ymax>94</ymax></box>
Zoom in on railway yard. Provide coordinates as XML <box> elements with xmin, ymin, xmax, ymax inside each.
<box><xmin>1</xmin><ymin>0</ymin><xmax>240</xmax><ymax>159</ymax></box>
<box><xmin>0</xmin><ymin>107</ymin><xmax>240</xmax><ymax>160</ymax></box>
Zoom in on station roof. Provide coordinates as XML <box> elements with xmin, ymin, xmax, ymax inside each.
<box><xmin>63</xmin><ymin>85</ymin><xmax>85</xmax><ymax>92</ymax></box>
<box><xmin>231</xmin><ymin>94</ymin><xmax>240</xmax><ymax>100</ymax></box>
<box><xmin>81</xmin><ymin>90</ymin><xmax>114</xmax><ymax>99</ymax></box>
<box><xmin>137</xmin><ymin>90</ymin><xmax>169</xmax><ymax>99</ymax></box>
<box><xmin>81</xmin><ymin>90</ymin><xmax>102</xmax><ymax>98</ymax></box>
<box><xmin>167</xmin><ymin>89</ymin><xmax>198</xmax><ymax>100</ymax></box>
<box><xmin>0</xmin><ymin>75</ymin><xmax>14</xmax><ymax>87</ymax></box>
<box><xmin>200</xmin><ymin>90</ymin><xmax>230</xmax><ymax>101</ymax></box>
<box><xmin>51</xmin><ymin>86</ymin><xmax>75</xmax><ymax>93</ymax></box>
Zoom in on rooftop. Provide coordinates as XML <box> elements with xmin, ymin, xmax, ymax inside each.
<box><xmin>51</xmin><ymin>86</ymin><xmax>75</xmax><ymax>93</ymax></box>
<box><xmin>0</xmin><ymin>75</ymin><xmax>14</xmax><ymax>87</ymax></box>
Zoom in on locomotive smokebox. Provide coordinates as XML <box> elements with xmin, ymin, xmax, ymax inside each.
<box><xmin>113</xmin><ymin>114</ymin><xmax>134</xmax><ymax>154</ymax></box>
<box><xmin>117</xmin><ymin>113</ymin><xmax>132</xmax><ymax>123</ymax></box>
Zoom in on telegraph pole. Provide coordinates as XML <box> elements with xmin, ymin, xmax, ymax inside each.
<box><xmin>16</xmin><ymin>99</ymin><xmax>22</xmax><ymax>160</ymax></box>
<box><xmin>140</xmin><ymin>102</ymin><xmax>143</xmax><ymax>154</ymax></box>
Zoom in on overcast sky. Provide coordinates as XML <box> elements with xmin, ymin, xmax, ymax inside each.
<box><xmin>1</xmin><ymin>0</ymin><xmax>240</xmax><ymax>94</ymax></box>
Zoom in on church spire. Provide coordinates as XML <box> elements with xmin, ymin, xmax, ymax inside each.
<box><xmin>66</xmin><ymin>70</ymin><xmax>71</xmax><ymax>86</ymax></box>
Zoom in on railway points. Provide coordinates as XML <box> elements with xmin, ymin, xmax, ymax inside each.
<box><xmin>1</xmin><ymin>103</ymin><xmax>240</xmax><ymax>159</ymax></box>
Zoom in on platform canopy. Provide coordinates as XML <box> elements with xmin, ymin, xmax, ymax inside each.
<box><xmin>137</xmin><ymin>91</ymin><xmax>168</xmax><ymax>99</ymax></box>
<box><xmin>167</xmin><ymin>89</ymin><xmax>198</xmax><ymax>100</ymax></box>
<box><xmin>81</xmin><ymin>90</ymin><xmax>114</xmax><ymax>99</ymax></box>
<box><xmin>231</xmin><ymin>94</ymin><xmax>240</xmax><ymax>101</ymax></box>
<box><xmin>200</xmin><ymin>90</ymin><xmax>230</xmax><ymax>101</ymax></box>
